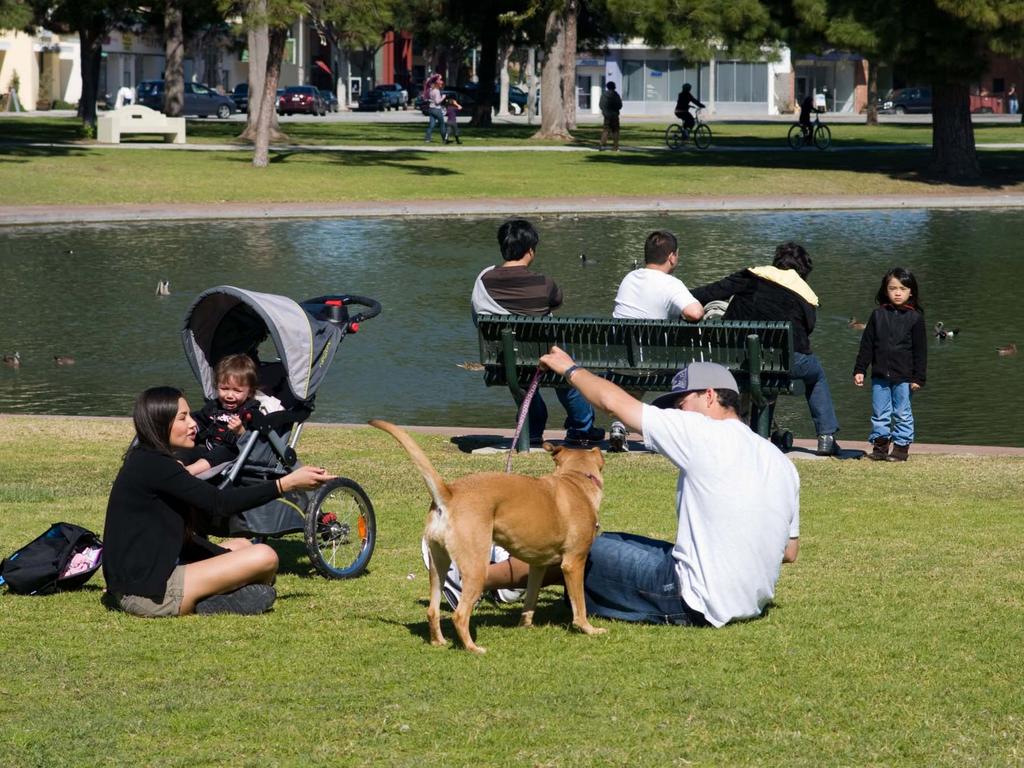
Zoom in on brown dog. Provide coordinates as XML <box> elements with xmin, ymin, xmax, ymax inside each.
<box><xmin>369</xmin><ymin>419</ymin><xmax>607</xmax><ymax>654</ymax></box>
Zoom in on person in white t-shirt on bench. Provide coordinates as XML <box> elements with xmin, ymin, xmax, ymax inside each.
<box><xmin>609</xmin><ymin>230</ymin><xmax>704</xmax><ymax>449</ymax></box>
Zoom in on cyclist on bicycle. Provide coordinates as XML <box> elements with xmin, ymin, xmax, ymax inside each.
<box><xmin>675</xmin><ymin>83</ymin><xmax>705</xmax><ymax>135</ymax></box>
<box><xmin>798</xmin><ymin>94</ymin><xmax>815</xmax><ymax>145</ymax></box>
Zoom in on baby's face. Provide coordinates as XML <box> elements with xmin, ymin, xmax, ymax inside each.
<box><xmin>217</xmin><ymin>376</ymin><xmax>252</xmax><ymax>411</ymax></box>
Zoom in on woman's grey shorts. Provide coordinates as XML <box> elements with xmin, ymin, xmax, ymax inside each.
<box><xmin>116</xmin><ymin>564</ymin><xmax>186</xmax><ymax>618</ymax></box>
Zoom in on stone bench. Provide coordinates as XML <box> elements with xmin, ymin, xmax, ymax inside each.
<box><xmin>97</xmin><ymin>105</ymin><xmax>186</xmax><ymax>144</ymax></box>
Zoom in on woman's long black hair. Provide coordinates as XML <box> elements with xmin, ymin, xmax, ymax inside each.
<box><xmin>132</xmin><ymin>386</ymin><xmax>184</xmax><ymax>456</ymax></box>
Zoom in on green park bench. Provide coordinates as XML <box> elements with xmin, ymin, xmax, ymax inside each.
<box><xmin>476</xmin><ymin>315</ymin><xmax>796</xmax><ymax>451</ymax></box>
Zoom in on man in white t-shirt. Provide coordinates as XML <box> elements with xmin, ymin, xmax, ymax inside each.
<box><xmin>609</xmin><ymin>230</ymin><xmax>704</xmax><ymax>451</ymax></box>
<box><xmin>539</xmin><ymin>348</ymin><xmax>800</xmax><ymax>627</ymax></box>
<box><xmin>613</xmin><ymin>230</ymin><xmax>704</xmax><ymax>321</ymax></box>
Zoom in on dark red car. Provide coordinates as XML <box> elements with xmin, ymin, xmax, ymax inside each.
<box><xmin>277</xmin><ymin>85</ymin><xmax>326</xmax><ymax>116</ymax></box>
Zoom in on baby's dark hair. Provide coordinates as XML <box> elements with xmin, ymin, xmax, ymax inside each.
<box><xmin>876</xmin><ymin>266</ymin><xmax>923</xmax><ymax>311</ymax></box>
<box><xmin>214</xmin><ymin>353</ymin><xmax>258</xmax><ymax>393</ymax></box>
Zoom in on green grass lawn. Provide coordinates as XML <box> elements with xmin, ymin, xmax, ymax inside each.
<box><xmin>2</xmin><ymin>117</ymin><xmax>1024</xmax><ymax>208</ymax></box>
<box><xmin>1</xmin><ymin>416</ymin><xmax>1022</xmax><ymax>766</ymax></box>
<box><xmin>5</xmin><ymin>115</ymin><xmax>1024</xmax><ymax>148</ymax></box>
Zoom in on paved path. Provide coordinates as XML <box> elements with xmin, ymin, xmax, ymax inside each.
<box><xmin>4</xmin><ymin>192</ymin><xmax>1024</xmax><ymax>226</ymax></box>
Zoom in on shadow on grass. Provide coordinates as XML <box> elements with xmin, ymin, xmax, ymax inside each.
<box><xmin>222</xmin><ymin>148</ymin><xmax>461</xmax><ymax>177</ymax></box>
<box><xmin>579</xmin><ymin>146</ymin><xmax>1024</xmax><ymax>189</ymax></box>
<box><xmin>397</xmin><ymin>592</ymin><xmax>574</xmax><ymax>645</ymax></box>
<box><xmin>0</xmin><ymin>143</ymin><xmax>90</xmax><ymax>163</ymax></box>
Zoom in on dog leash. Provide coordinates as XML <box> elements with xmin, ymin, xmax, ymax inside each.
<box><xmin>505</xmin><ymin>367</ymin><xmax>543</xmax><ymax>473</ymax></box>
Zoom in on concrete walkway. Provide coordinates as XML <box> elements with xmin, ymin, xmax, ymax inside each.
<box><xmin>5</xmin><ymin>192</ymin><xmax>1024</xmax><ymax>226</ymax></box>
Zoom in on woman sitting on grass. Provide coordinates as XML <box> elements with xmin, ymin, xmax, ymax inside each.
<box><xmin>103</xmin><ymin>386</ymin><xmax>333</xmax><ymax>618</ymax></box>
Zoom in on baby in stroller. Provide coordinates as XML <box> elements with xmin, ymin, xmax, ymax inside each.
<box><xmin>184</xmin><ymin>353</ymin><xmax>283</xmax><ymax>476</ymax></box>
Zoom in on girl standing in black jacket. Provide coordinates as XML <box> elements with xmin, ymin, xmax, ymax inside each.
<box><xmin>853</xmin><ymin>267</ymin><xmax>927</xmax><ymax>462</ymax></box>
<box><xmin>103</xmin><ymin>386</ymin><xmax>333</xmax><ymax>617</ymax></box>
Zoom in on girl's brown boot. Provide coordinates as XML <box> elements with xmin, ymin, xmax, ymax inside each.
<box><xmin>869</xmin><ymin>437</ymin><xmax>891</xmax><ymax>461</ymax></box>
<box><xmin>887</xmin><ymin>443</ymin><xmax>910</xmax><ymax>462</ymax></box>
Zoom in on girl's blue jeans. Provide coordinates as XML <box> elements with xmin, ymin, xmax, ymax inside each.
<box><xmin>870</xmin><ymin>378</ymin><xmax>914</xmax><ymax>445</ymax></box>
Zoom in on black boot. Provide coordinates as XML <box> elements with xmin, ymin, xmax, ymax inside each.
<box><xmin>816</xmin><ymin>434</ymin><xmax>840</xmax><ymax>456</ymax></box>
<box><xmin>887</xmin><ymin>443</ymin><xmax>910</xmax><ymax>462</ymax></box>
<box><xmin>869</xmin><ymin>437</ymin><xmax>891</xmax><ymax>461</ymax></box>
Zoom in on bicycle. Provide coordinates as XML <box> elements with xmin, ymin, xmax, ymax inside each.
<box><xmin>665</xmin><ymin>107</ymin><xmax>712</xmax><ymax>150</ymax></box>
<box><xmin>787</xmin><ymin>108</ymin><xmax>831</xmax><ymax>150</ymax></box>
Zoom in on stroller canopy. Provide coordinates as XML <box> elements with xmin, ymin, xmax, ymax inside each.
<box><xmin>182</xmin><ymin>286</ymin><xmax>343</xmax><ymax>404</ymax></box>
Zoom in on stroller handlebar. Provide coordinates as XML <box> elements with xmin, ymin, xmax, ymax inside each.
<box><xmin>302</xmin><ymin>294</ymin><xmax>382</xmax><ymax>332</ymax></box>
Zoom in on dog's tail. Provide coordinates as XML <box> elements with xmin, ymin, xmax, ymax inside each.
<box><xmin>369</xmin><ymin>419</ymin><xmax>452</xmax><ymax>510</ymax></box>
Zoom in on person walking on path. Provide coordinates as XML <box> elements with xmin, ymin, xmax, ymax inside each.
<box><xmin>423</xmin><ymin>74</ymin><xmax>447</xmax><ymax>144</ymax></box>
<box><xmin>599</xmin><ymin>82</ymin><xmax>623</xmax><ymax>151</ymax></box>
<box><xmin>853</xmin><ymin>267</ymin><xmax>927</xmax><ymax>462</ymax></box>
<box><xmin>471</xmin><ymin>218</ymin><xmax>603</xmax><ymax>446</ymax></box>
<box><xmin>1008</xmin><ymin>84</ymin><xmax>1018</xmax><ymax>115</ymax></box>
<box><xmin>691</xmin><ymin>242</ymin><xmax>843</xmax><ymax>456</ymax></box>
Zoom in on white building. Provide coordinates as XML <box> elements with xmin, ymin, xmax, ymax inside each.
<box><xmin>576</xmin><ymin>41</ymin><xmax>796</xmax><ymax>116</ymax></box>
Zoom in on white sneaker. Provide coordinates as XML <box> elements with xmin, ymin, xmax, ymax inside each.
<box><xmin>609</xmin><ymin>421</ymin><xmax>629</xmax><ymax>452</ymax></box>
<box><xmin>420</xmin><ymin>538</ymin><xmax>524</xmax><ymax>608</ymax></box>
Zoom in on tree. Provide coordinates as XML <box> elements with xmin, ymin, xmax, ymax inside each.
<box><xmin>30</xmin><ymin>0</ymin><xmax>138</xmax><ymax>127</ymax></box>
<box><xmin>0</xmin><ymin>0</ymin><xmax>31</xmax><ymax>28</ymax></box>
<box><xmin>769</xmin><ymin>0</ymin><xmax>1024</xmax><ymax>179</ymax></box>
<box><xmin>164</xmin><ymin>0</ymin><xmax>184</xmax><ymax>116</ymax></box>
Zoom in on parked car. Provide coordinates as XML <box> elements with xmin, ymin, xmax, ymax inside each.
<box><xmin>319</xmin><ymin>89</ymin><xmax>339</xmax><ymax>112</ymax></box>
<box><xmin>358</xmin><ymin>84</ymin><xmax>408</xmax><ymax>111</ymax></box>
<box><xmin>454</xmin><ymin>82</ymin><xmax>535</xmax><ymax>115</ymax></box>
<box><xmin>357</xmin><ymin>88</ymin><xmax>390</xmax><ymax>111</ymax></box>
<box><xmin>231</xmin><ymin>83</ymin><xmax>249</xmax><ymax>113</ymax></box>
<box><xmin>880</xmin><ymin>87</ymin><xmax>931</xmax><ymax>114</ymax></box>
<box><xmin>375</xmin><ymin>83</ymin><xmax>408</xmax><ymax>109</ymax></box>
<box><xmin>137</xmin><ymin>80</ymin><xmax>237</xmax><ymax>118</ymax></box>
<box><xmin>277</xmin><ymin>85</ymin><xmax>326</xmax><ymax>116</ymax></box>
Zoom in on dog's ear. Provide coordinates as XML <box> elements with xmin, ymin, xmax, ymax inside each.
<box><xmin>543</xmin><ymin>441</ymin><xmax>561</xmax><ymax>456</ymax></box>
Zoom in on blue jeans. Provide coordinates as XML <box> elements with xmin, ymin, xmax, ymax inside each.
<box><xmin>526</xmin><ymin>387</ymin><xmax>595</xmax><ymax>441</ymax></box>
<box><xmin>793</xmin><ymin>352</ymin><xmax>840</xmax><ymax>436</ymax></box>
<box><xmin>424</xmin><ymin>108</ymin><xmax>445</xmax><ymax>141</ymax></box>
<box><xmin>870</xmin><ymin>378</ymin><xmax>914</xmax><ymax>445</ymax></box>
<box><xmin>582</xmin><ymin>532</ymin><xmax>709</xmax><ymax>626</ymax></box>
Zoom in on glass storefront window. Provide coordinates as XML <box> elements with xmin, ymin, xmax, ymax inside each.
<box><xmin>715</xmin><ymin>61</ymin><xmax>768</xmax><ymax>102</ymax></box>
<box><xmin>622</xmin><ymin>59</ymin><xmax>643</xmax><ymax>101</ymax></box>
<box><xmin>646</xmin><ymin>59</ymin><xmax>670</xmax><ymax>101</ymax></box>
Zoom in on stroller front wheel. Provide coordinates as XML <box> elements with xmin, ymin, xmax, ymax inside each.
<box><xmin>304</xmin><ymin>477</ymin><xmax>376</xmax><ymax>579</ymax></box>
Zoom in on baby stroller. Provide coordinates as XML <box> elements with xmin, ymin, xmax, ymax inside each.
<box><xmin>181</xmin><ymin>285</ymin><xmax>382</xmax><ymax>579</ymax></box>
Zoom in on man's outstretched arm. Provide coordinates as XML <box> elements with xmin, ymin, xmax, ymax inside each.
<box><xmin>540</xmin><ymin>345</ymin><xmax>644</xmax><ymax>434</ymax></box>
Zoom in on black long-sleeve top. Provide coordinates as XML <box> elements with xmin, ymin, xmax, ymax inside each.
<box><xmin>853</xmin><ymin>304</ymin><xmax>927</xmax><ymax>386</ymax></box>
<box><xmin>691</xmin><ymin>269</ymin><xmax>818</xmax><ymax>354</ymax></box>
<box><xmin>102</xmin><ymin>446</ymin><xmax>281</xmax><ymax>599</ymax></box>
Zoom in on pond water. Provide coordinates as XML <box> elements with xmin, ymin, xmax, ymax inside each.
<box><xmin>1</xmin><ymin>209</ymin><xmax>1022</xmax><ymax>446</ymax></box>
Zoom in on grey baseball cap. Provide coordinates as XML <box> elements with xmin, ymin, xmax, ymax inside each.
<box><xmin>651</xmin><ymin>362</ymin><xmax>739</xmax><ymax>409</ymax></box>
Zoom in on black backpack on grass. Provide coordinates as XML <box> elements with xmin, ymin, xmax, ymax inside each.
<box><xmin>0</xmin><ymin>522</ymin><xmax>103</xmax><ymax>595</ymax></box>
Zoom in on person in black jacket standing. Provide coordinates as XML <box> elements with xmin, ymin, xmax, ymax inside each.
<box><xmin>853</xmin><ymin>267</ymin><xmax>927</xmax><ymax>462</ymax></box>
<box><xmin>691</xmin><ymin>242</ymin><xmax>842</xmax><ymax>455</ymax></box>
<box><xmin>103</xmin><ymin>386</ymin><xmax>333</xmax><ymax>617</ymax></box>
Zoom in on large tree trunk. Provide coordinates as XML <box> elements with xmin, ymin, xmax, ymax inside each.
<box><xmin>253</xmin><ymin>25</ymin><xmax>288</xmax><ymax>168</ymax></box>
<box><xmin>930</xmin><ymin>80</ymin><xmax>979</xmax><ymax>180</ymax></box>
<box><xmin>239</xmin><ymin>9</ymin><xmax>283</xmax><ymax>143</ymax></box>
<box><xmin>497</xmin><ymin>43</ymin><xmax>512</xmax><ymax>117</ymax></box>
<box><xmin>77</xmin><ymin>26</ymin><xmax>103</xmax><ymax>127</ymax></box>
<box><xmin>526</xmin><ymin>46</ymin><xmax>538</xmax><ymax>124</ymax></box>
<box><xmin>469</xmin><ymin>22</ymin><xmax>498</xmax><ymax>127</ymax></box>
<box><xmin>561</xmin><ymin>0</ymin><xmax>578</xmax><ymax>130</ymax></box>
<box><xmin>865</xmin><ymin>59</ymin><xmax>878</xmax><ymax>127</ymax></box>
<box><xmin>163</xmin><ymin>0</ymin><xmax>184</xmax><ymax>117</ymax></box>
<box><xmin>533</xmin><ymin>9</ymin><xmax>570</xmax><ymax>139</ymax></box>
